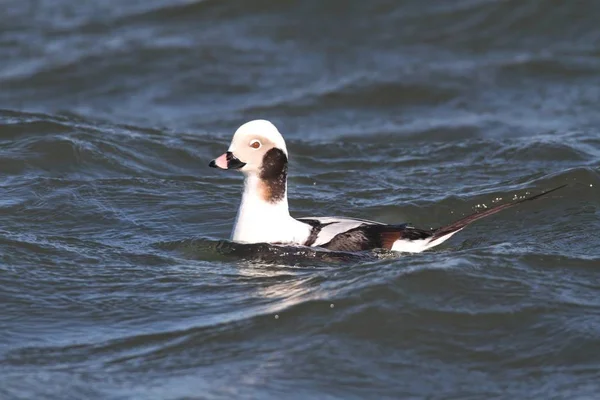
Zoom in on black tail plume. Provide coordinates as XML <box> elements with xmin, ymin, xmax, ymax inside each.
<box><xmin>430</xmin><ymin>184</ymin><xmax>567</xmax><ymax>241</ymax></box>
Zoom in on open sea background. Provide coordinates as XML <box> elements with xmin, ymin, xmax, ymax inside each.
<box><xmin>1</xmin><ymin>1</ymin><xmax>600</xmax><ymax>399</ymax></box>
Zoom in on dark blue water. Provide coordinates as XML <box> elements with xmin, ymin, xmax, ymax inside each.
<box><xmin>1</xmin><ymin>1</ymin><xmax>600</xmax><ymax>399</ymax></box>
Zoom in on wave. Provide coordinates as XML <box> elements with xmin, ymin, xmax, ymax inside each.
<box><xmin>2</xmin><ymin>1</ymin><xmax>600</xmax><ymax>398</ymax></box>
<box><xmin>0</xmin><ymin>109</ymin><xmax>220</xmax><ymax>177</ymax></box>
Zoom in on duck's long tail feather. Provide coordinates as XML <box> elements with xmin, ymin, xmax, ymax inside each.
<box><xmin>428</xmin><ymin>184</ymin><xmax>567</xmax><ymax>244</ymax></box>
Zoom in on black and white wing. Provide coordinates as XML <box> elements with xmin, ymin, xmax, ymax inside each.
<box><xmin>297</xmin><ymin>216</ymin><xmax>428</xmax><ymax>251</ymax></box>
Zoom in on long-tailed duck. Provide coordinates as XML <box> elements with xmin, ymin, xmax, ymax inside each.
<box><xmin>209</xmin><ymin>119</ymin><xmax>564</xmax><ymax>253</ymax></box>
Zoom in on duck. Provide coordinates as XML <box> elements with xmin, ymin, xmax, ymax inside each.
<box><xmin>209</xmin><ymin>119</ymin><xmax>564</xmax><ymax>253</ymax></box>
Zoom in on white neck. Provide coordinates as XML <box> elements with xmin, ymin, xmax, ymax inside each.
<box><xmin>231</xmin><ymin>174</ymin><xmax>310</xmax><ymax>245</ymax></box>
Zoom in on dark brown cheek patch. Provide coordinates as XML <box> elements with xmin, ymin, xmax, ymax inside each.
<box><xmin>259</xmin><ymin>148</ymin><xmax>288</xmax><ymax>203</ymax></box>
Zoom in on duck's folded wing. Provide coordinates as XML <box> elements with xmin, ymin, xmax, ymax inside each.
<box><xmin>297</xmin><ymin>216</ymin><xmax>413</xmax><ymax>249</ymax></box>
<box><xmin>317</xmin><ymin>224</ymin><xmax>431</xmax><ymax>252</ymax></box>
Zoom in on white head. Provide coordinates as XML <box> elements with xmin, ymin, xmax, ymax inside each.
<box><xmin>209</xmin><ymin>119</ymin><xmax>289</xmax><ymax>203</ymax></box>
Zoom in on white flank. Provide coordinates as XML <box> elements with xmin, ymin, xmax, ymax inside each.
<box><xmin>391</xmin><ymin>229</ymin><xmax>463</xmax><ymax>253</ymax></box>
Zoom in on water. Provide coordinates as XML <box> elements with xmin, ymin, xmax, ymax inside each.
<box><xmin>1</xmin><ymin>1</ymin><xmax>600</xmax><ymax>398</ymax></box>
